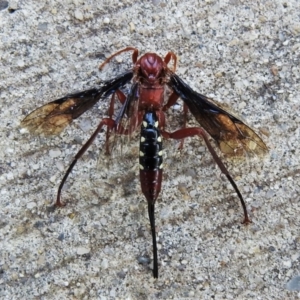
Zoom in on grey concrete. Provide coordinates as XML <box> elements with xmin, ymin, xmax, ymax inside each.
<box><xmin>1</xmin><ymin>0</ymin><xmax>300</xmax><ymax>299</ymax></box>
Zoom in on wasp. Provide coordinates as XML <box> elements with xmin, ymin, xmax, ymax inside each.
<box><xmin>21</xmin><ymin>47</ymin><xmax>268</xmax><ymax>278</ymax></box>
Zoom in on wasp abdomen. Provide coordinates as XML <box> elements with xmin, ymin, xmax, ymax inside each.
<box><xmin>139</xmin><ymin>111</ymin><xmax>163</xmax><ymax>204</ymax></box>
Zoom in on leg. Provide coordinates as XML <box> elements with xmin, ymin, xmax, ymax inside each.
<box><xmin>163</xmin><ymin>92</ymin><xmax>188</xmax><ymax>149</ymax></box>
<box><xmin>164</xmin><ymin>51</ymin><xmax>177</xmax><ymax>72</ymax></box>
<box><xmin>179</xmin><ymin>103</ymin><xmax>189</xmax><ymax>149</ymax></box>
<box><xmin>99</xmin><ymin>47</ymin><xmax>139</xmax><ymax>70</ymax></box>
<box><xmin>56</xmin><ymin>118</ymin><xmax>115</xmax><ymax>207</ymax></box>
<box><xmin>183</xmin><ymin>103</ymin><xmax>188</xmax><ymax>129</ymax></box>
<box><xmin>163</xmin><ymin>91</ymin><xmax>180</xmax><ymax>112</ymax></box>
<box><xmin>156</xmin><ymin>110</ymin><xmax>166</xmax><ymax>131</ymax></box>
<box><xmin>105</xmin><ymin>90</ymin><xmax>127</xmax><ymax>154</ymax></box>
<box><xmin>162</xmin><ymin>127</ymin><xmax>251</xmax><ymax>224</ymax></box>
<box><xmin>115</xmin><ymin>110</ymin><xmax>144</xmax><ymax>135</ymax></box>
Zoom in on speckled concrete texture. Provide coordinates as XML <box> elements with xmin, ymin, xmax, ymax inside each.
<box><xmin>1</xmin><ymin>0</ymin><xmax>300</xmax><ymax>299</ymax></box>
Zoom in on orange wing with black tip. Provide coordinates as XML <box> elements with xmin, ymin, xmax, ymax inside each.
<box><xmin>168</xmin><ymin>73</ymin><xmax>268</xmax><ymax>156</ymax></box>
<box><xmin>21</xmin><ymin>71</ymin><xmax>133</xmax><ymax>135</ymax></box>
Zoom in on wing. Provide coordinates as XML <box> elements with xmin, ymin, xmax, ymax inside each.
<box><xmin>168</xmin><ymin>73</ymin><xmax>268</xmax><ymax>156</ymax></box>
<box><xmin>21</xmin><ymin>71</ymin><xmax>134</xmax><ymax>135</ymax></box>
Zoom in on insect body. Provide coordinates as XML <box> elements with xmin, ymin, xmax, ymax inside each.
<box><xmin>139</xmin><ymin>111</ymin><xmax>163</xmax><ymax>277</ymax></box>
<box><xmin>21</xmin><ymin>47</ymin><xmax>268</xmax><ymax>278</ymax></box>
<box><xmin>139</xmin><ymin>111</ymin><xmax>163</xmax><ymax>201</ymax></box>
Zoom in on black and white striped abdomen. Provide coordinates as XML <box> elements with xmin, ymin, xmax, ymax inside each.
<box><xmin>139</xmin><ymin>111</ymin><xmax>163</xmax><ymax>171</ymax></box>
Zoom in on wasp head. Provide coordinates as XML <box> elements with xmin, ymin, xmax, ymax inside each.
<box><xmin>137</xmin><ymin>53</ymin><xmax>164</xmax><ymax>83</ymax></box>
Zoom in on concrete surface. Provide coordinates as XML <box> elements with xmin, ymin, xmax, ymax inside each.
<box><xmin>1</xmin><ymin>0</ymin><xmax>300</xmax><ymax>299</ymax></box>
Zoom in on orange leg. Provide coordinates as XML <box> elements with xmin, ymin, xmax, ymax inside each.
<box><xmin>163</xmin><ymin>91</ymin><xmax>188</xmax><ymax>149</ymax></box>
<box><xmin>115</xmin><ymin>110</ymin><xmax>144</xmax><ymax>135</ymax></box>
<box><xmin>105</xmin><ymin>90</ymin><xmax>127</xmax><ymax>154</ymax></box>
<box><xmin>99</xmin><ymin>47</ymin><xmax>139</xmax><ymax>70</ymax></box>
<box><xmin>156</xmin><ymin>110</ymin><xmax>166</xmax><ymax>131</ymax></box>
<box><xmin>56</xmin><ymin>118</ymin><xmax>116</xmax><ymax>207</ymax></box>
<box><xmin>163</xmin><ymin>91</ymin><xmax>179</xmax><ymax>111</ymax></box>
<box><xmin>161</xmin><ymin>127</ymin><xmax>250</xmax><ymax>224</ymax></box>
<box><xmin>56</xmin><ymin>106</ymin><xmax>142</xmax><ymax>207</ymax></box>
<box><xmin>164</xmin><ymin>51</ymin><xmax>177</xmax><ymax>72</ymax></box>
